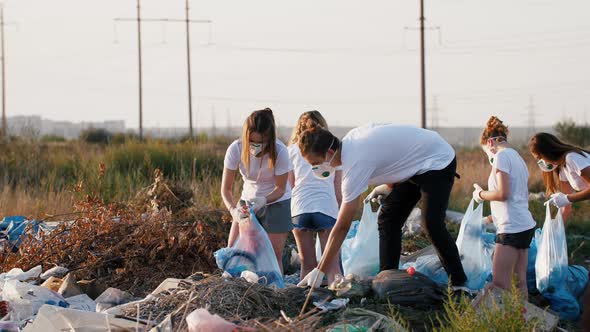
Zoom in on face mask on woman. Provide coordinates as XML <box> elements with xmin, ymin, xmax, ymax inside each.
<box><xmin>312</xmin><ymin>140</ymin><xmax>337</xmax><ymax>180</ymax></box>
<box><xmin>249</xmin><ymin>142</ymin><xmax>266</xmax><ymax>157</ymax></box>
<box><xmin>537</xmin><ymin>159</ymin><xmax>556</xmax><ymax>172</ymax></box>
<box><xmin>484</xmin><ymin>147</ymin><xmax>495</xmax><ymax>166</ymax></box>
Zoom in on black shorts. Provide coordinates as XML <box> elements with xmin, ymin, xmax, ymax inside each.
<box><xmin>496</xmin><ymin>227</ymin><xmax>536</xmax><ymax>249</ymax></box>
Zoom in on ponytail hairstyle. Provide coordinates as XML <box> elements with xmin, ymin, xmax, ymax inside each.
<box><xmin>480</xmin><ymin>116</ymin><xmax>509</xmax><ymax>145</ymax></box>
<box><xmin>241</xmin><ymin>108</ymin><xmax>277</xmax><ymax>170</ymax></box>
<box><xmin>298</xmin><ymin>127</ymin><xmax>340</xmax><ymax>159</ymax></box>
<box><xmin>529</xmin><ymin>132</ymin><xmax>590</xmax><ymax>194</ymax></box>
<box><xmin>289</xmin><ymin>111</ymin><xmax>329</xmax><ymax>145</ymax></box>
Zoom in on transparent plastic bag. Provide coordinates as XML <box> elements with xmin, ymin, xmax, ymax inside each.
<box><xmin>455</xmin><ymin>199</ymin><xmax>492</xmax><ymax>290</ymax></box>
<box><xmin>214</xmin><ymin>210</ymin><xmax>284</xmax><ymax>288</ymax></box>
<box><xmin>535</xmin><ymin>204</ymin><xmax>568</xmax><ymax>293</ymax></box>
<box><xmin>342</xmin><ymin>202</ymin><xmax>380</xmax><ymax>278</ymax></box>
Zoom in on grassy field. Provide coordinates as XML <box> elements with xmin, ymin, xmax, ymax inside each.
<box><xmin>1</xmin><ymin>139</ymin><xmax>589</xmax><ymax>263</ymax></box>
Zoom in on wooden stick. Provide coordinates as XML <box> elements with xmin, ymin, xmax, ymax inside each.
<box><xmin>298</xmin><ymin>255</ymin><xmax>327</xmax><ymax>317</ymax></box>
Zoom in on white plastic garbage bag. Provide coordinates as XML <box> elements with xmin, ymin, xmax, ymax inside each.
<box><xmin>0</xmin><ymin>265</ymin><xmax>42</xmax><ymax>282</ymax></box>
<box><xmin>40</xmin><ymin>266</ymin><xmax>69</xmax><ymax>280</ymax></box>
<box><xmin>66</xmin><ymin>294</ymin><xmax>96</xmax><ymax>312</ymax></box>
<box><xmin>455</xmin><ymin>199</ymin><xmax>492</xmax><ymax>290</ymax></box>
<box><xmin>214</xmin><ymin>210</ymin><xmax>284</xmax><ymax>287</ymax></box>
<box><xmin>95</xmin><ymin>288</ymin><xmax>131</xmax><ymax>313</ymax></box>
<box><xmin>22</xmin><ymin>305</ymin><xmax>137</xmax><ymax>332</ymax></box>
<box><xmin>536</xmin><ymin>204</ymin><xmax>568</xmax><ymax>293</ymax></box>
<box><xmin>2</xmin><ymin>280</ymin><xmax>68</xmax><ymax>320</ymax></box>
<box><xmin>342</xmin><ymin>202</ymin><xmax>380</xmax><ymax>278</ymax></box>
<box><xmin>186</xmin><ymin>308</ymin><xmax>237</xmax><ymax>332</ymax></box>
<box><xmin>240</xmin><ymin>271</ymin><xmax>260</xmax><ymax>284</ymax></box>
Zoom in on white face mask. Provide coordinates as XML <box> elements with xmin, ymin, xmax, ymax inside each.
<box><xmin>249</xmin><ymin>142</ymin><xmax>265</xmax><ymax>157</ymax></box>
<box><xmin>484</xmin><ymin>147</ymin><xmax>495</xmax><ymax>166</ymax></box>
<box><xmin>537</xmin><ymin>159</ymin><xmax>556</xmax><ymax>173</ymax></box>
<box><xmin>312</xmin><ymin>149</ymin><xmax>337</xmax><ymax>180</ymax></box>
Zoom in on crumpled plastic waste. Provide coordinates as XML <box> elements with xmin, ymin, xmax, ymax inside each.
<box><xmin>186</xmin><ymin>308</ymin><xmax>237</xmax><ymax>332</ymax></box>
<box><xmin>313</xmin><ymin>298</ymin><xmax>349</xmax><ymax>312</ymax></box>
<box><xmin>214</xmin><ymin>209</ymin><xmax>284</xmax><ymax>288</ymax></box>
<box><xmin>40</xmin><ymin>266</ymin><xmax>69</xmax><ymax>280</ymax></box>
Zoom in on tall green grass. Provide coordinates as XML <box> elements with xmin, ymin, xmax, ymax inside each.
<box><xmin>0</xmin><ymin>138</ymin><xmax>230</xmax><ymax>217</ymax></box>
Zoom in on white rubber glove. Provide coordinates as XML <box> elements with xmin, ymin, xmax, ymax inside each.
<box><xmin>550</xmin><ymin>192</ymin><xmax>571</xmax><ymax>208</ymax></box>
<box><xmin>297</xmin><ymin>268</ymin><xmax>325</xmax><ymax>288</ymax></box>
<box><xmin>472</xmin><ymin>184</ymin><xmax>484</xmax><ymax>204</ymax></box>
<box><xmin>365</xmin><ymin>184</ymin><xmax>393</xmax><ymax>203</ymax></box>
<box><xmin>251</xmin><ymin>197</ymin><xmax>267</xmax><ymax>213</ymax></box>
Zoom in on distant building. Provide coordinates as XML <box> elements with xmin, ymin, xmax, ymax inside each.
<box><xmin>6</xmin><ymin>116</ymin><xmax>126</xmax><ymax>139</ymax></box>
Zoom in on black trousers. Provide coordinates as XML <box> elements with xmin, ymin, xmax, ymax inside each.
<box><xmin>378</xmin><ymin>157</ymin><xmax>468</xmax><ymax>286</ymax></box>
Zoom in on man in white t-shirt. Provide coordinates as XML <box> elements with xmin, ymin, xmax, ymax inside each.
<box><xmin>297</xmin><ymin>124</ymin><xmax>468</xmax><ymax>288</ymax></box>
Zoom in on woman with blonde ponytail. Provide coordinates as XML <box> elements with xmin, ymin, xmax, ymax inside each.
<box><xmin>473</xmin><ymin>116</ymin><xmax>536</xmax><ymax>295</ymax></box>
<box><xmin>288</xmin><ymin>111</ymin><xmax>342</xmax><ymax>285</ymax></box>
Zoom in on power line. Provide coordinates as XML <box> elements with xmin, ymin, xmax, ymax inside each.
<box><xmin>114</xmin><ymin>1</ymin><xmax>212</xmax><ymax>141</ymax></box>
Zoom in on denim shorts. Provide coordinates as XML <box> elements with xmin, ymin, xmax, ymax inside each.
<box><xmin>292</xmin><ymin>212</ymin><xmax>336</xmax><ymax>231</ymax></box>
<box><xmin>256</xmin><ymin>199</ymin><xmax>293</xmax><ymax>234</ymax></box>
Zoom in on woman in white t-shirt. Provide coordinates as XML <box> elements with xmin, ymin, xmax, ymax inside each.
<box><xmin>529</xmin><ymin>132</ymin><xmax>590</xmax><ymax>222</ymax></box>
<box><xmin>288</xmin><ymin>111</ymin><xmax>342</xmax><ymax>284</ymax></box>
<box><xmin>472</xmin><ymin>117</ymin><xmax>536</xmax><ymax>294</ymax></box>
<box><xmin>296</xmin><ymin>124</ymin><xmax>468</xmax><ymax>288</ymax></box>
<box><xmin>221</xmin><ymin>108</ymin><xmax>293</xmax><ymax>274</ymax></box>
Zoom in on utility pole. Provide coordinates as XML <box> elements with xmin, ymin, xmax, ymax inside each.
<box><xmin>136</xmin><ymin>0</ymin><xmax>144</xmax><ymax>141</ymax></box>
<box><xmin>185</xmin><ymin>0</ymin><xmax>194</xmax><ymax>141</ymax></box>
<box><xmin>429</xmin><ymin>95</ymin><xmax>440</xmax><ymax>129</ymax></box>
<box><xmin>226</xmin><ymin>108</ymin><xmax>231</xmax><ymax>137</ymax></box>
<box><xmin>419</xmin><ymin>0</ymin><xmax>426</xmax><ymax>129</ymax></box>
<box><xmin>405</xmin><ymin>1</ymin><xmax>439</xmax><ymax>129</ymax></box>
<box><xmin>114</xmin><ymin>3</ymin><xmax>211</xmax><ymax>142</ymax></box>
<box><xmin>0</xmin><ymin>5</ymin><xmax>6</xmax><ymax>140</ymax></box>
<box><xmin>211</xmin><ymin>105</ymin><xmax>216</xmax><ymax>138</ymax></box>
<box><xmin>525</xmin><ymin>95</ymin><xmax>539</xmax><ymax>140</ymax></box>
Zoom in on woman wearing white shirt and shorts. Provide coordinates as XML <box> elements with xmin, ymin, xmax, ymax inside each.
<box><xmin>297</xmin><ymin>123</ymin><xmax>468</xmax><ymax>288</ymax></box>
<box><xmin>529</xmin><ymin>132</ymin><xmax>590</xmax><ymax>330</ymax></box>
<box><xmin>472</xmin><ymin>117</ymin><xmax>536</xmax><ymax>294</ymax></box>
<box><xmin>288</xmin><ymin>111</ymin><xmax>342</xmax><ymax>285</ymax></box>
<box><xmin>221</xmin><ymin>108</ymin><xmax>293</xmax><ymax>274</ymax></box>
<box><xmin>529</xmin><ymin>132</ymin><xmax>590</xmax><ymax>221</ymax></box>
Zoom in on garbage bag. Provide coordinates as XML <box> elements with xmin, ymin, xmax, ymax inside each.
<box><xmin>340</xmin><ymin>220</ymin><xmax>360</xmax><ymax>265</ymax></box>
<box><xmin>535</xmin><ymin>205</ymin><xmax>582</xmax><ymax>320</ymax></box>
<box><xmin>214</xmin><ymin>210</ymin><xmax>284</xmax><ymax>288</ymax></box>
<box><xmin>342</xmin><ymin>202</ymin><xmax>380</xmax><ymax>278</ymax></box>
<box><xmin>186</xmin><ymin>308</ymin><xmax>237</xmax><ymax>332</ymax></box>
<box><xmin>95</xmin><ymin>288</ymin><xmax>132</xmax><ymax>313</ymax></box>
<box><xmin>2</xmin><ymin>280</ymin><xmax>69</xmax><ymax>319</ymax></box>
<box><xmin>21</xmin><ymin>305</ymin><xmax>138</xmax><ymax>332</ymax></box>
<box><xmin>40</xmin><ymin>266</ymin><xmax>69</xmax><ymax>280</ymax></box>
<box><xmin>401</xmin><ymin>200</ymin><xmax>492</xmax><ymax>290</ymax></box>
<box><xmin>566</xmin><ymin>265</ymin><xmax>589</xmax><ymax>299</ymax></box>
<box><xmin>0</xmin><ymin>216</ymin><xmax>26</xmax><ymax>231</ymax></box>
<box><xmin>455</xmin><ymin>199</ymin><xmax>492</xmax><ymax>290</ymax></box>
<box><xmin>535</xmin><ymin>204</ymin><xmax>568</xmax><ymax>293</ymax></box>
<box><xmin>372</xmin><ymin>270</ymin><xmax>445</xmax><ymax>306</ymax></box>
<box><xmin>526</xmin><ymin>229</ymin><xmax>542</xmax><ymax>291</ymax></box>
<box><xmin>0</xmin><ymin>265</ymin><xmax>42</xmax><ymax>283</ymax></box>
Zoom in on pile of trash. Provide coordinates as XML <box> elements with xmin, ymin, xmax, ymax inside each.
<box><xmin>1</xmin><ymin>172</ymin><xmax>230</xmax><ymax>296</ymax></box>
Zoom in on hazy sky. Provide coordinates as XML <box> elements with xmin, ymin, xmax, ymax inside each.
<box><xmin>3</xmin><ymin>0</ymin><xmax>590</xmax><ymax>129</ymax></box>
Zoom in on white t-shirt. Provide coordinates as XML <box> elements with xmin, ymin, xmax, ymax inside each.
<box><xmin>223</xmin><ymin>139</ymin><xmax>292</xmax><ymax>202</ymax></box>
<box><xmin>288</xmin><ymin>144</ymin><xmax>339</xmax><ymax>219</ymax></box>
<box><xmin>488</xmin><ymin>148</ymin><xmax>536</xmax><ymax>234</ymax></box>
<box><xmin>340</xmin><ymin>124</ymin><xmax>455</xmax><ymax>203</ymax></box>
<box><xmin>559</xmin><ymin>152</ymin><xmax>590</xmax><ymax>192</ymax></box>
